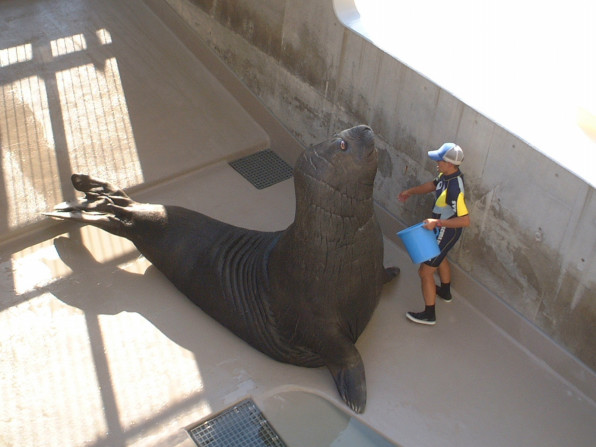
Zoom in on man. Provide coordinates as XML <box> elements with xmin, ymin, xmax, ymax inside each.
<box><xmin>398</xmin><ymin>143</ymin><xmax>470</xmax><ymax>325</ymax></box>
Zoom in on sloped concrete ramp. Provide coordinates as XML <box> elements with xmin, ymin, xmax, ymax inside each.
<box><xmin>0</xmin><ymin>0</ymin><xmax>269</xmax><ymax>240</ymax></box>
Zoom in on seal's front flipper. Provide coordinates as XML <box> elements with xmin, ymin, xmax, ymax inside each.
<box><xmin>383</xmin><ymin>266</ymin><xmax>400</xmax><ymax>283</ymax></box>
<box><xmin>325</xmin><ymin>345</ymin><xmax>367</xmax><ymax>413</ymax></box>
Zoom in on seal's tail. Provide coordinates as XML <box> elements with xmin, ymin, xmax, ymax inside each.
<box><xmin>43</xmin><ymin>174</ymin><xmax>135</xmax><ymax>236</ymax></box>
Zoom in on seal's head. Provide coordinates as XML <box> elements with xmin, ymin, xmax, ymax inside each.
<box><xmin>294</xmin><ymin>125</ymin><xmax>378</xmax><ymax>206</ymax></box>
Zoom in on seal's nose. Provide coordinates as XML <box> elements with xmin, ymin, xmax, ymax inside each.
<box><xmin>348</xmin><ymin>124</ymin><xmax>373</xmax><ymax>140</ymax></box>
<box><xmin>356</xmin><ymin>125</ymin><xmax>374</xmax><ymax>145</ymax></box>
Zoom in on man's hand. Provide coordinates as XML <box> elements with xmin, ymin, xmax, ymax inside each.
<box><xmin>423</xmin><ymin>218</ymin><xmax>441</xmax><ymax>230</ymax></box>
<box><xmin>398</xmin><ymin>191</ymin><xmax>411</xmax><ymax>202</ymax></box>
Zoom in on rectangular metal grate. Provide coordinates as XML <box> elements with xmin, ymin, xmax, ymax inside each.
<box><xmin>229</xmin><ymin>149</ymin><xmax>293</xmax><ymax>189</ymax></box>
<box><xmin>188</xmin><ymin>399</ymin><xmax>287</xmax><ymax>447</ymax></box>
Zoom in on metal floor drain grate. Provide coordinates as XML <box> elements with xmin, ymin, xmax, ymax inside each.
<box><xmin>188</xmin><ymin>399</ymin><xmax>287</xmax><ymax>447</ymax></box>
<box><xmin>229</xmin><ymin>149</ymin><xmax>293</xmax><ymax>189</ymax></box>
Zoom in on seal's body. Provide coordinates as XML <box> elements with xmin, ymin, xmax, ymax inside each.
<box><xmin>46</xmin><ymin>125</ymin><xmax>399</xmax><ymax>413</ymax></box>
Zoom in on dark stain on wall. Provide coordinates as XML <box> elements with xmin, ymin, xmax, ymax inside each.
<box><xmin>280</xmin><ymin>25</ymin><xmax>329</xmax><ymax>91</ymax></box>
<box><xmin>393</xmin><ymin>128</ymin><xmax>421</xmax><ymax>164</ymax></box>
<box><xmin>188</xmin><ymin>0</ymin><xmax>214</xmax><ymax>13</ymax></box>
<box><xmin>538</xmin><ymin>270</ymin><xmax>596</xmax><ymax>369</ymax></box>
<box><xmin>214</xmin><ymin>0</ymin><xmax>283</xmax><ymax>60</ymax></box>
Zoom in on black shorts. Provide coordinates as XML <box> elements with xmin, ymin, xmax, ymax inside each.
<box><xmin>424</xmin><ymin>227</ymin><xmax>462</xmax><ymax>267</ymax></box>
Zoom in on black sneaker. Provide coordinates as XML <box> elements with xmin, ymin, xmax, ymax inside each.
<box><xmin>436</xmin><ymin>285</ymin><xmax>452</xmax><ymax>302</ymax></box>
<box><xmin>406</xmin><ymin>311</ymin><xmax>436</xmax><ymax>325</ymax></box>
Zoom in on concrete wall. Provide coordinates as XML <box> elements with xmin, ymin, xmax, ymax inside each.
<box><xmin>156</xmin><ymin>0</ymin><xmax>595</xmax><ymax>372</ymax></box>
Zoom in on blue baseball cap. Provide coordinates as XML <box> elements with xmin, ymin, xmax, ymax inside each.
<box><xmin>428</xmin><ymin>143</ymin><xmax>464</xmax><ymax>165</ymax></box>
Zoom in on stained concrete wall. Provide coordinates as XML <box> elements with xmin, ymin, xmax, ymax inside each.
<box><xmin>155</xmin><ymin>0</ymin><xmax>595</xmax><ymax>372</ymax></box>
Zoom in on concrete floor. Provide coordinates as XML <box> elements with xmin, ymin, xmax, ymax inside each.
<box><xmin>1</xmin><ymin>1</ymin><xmax>595</xmax><ymax>446</ymax></box>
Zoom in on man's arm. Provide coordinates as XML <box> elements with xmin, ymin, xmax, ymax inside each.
<box><xmin>398</xmin><ymin>181</ymin><xmax>436</xmax><ymax>202</ymax></box>
<box><xmin>424</xmin><ymin>215</ymin><xmax>470</xmax><ymax>230</ymax></box>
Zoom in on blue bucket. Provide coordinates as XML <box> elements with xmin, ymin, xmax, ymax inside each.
<box><xmin>397</xmin><ymin>222</ymin><xmax>440</xmax><ymax>263</ymax></box>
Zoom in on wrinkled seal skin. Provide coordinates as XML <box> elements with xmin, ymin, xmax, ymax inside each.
<box><xmin>45</xmin><ymin>125</ymin><xmax>399</xmax><ymax>413</ymax></box>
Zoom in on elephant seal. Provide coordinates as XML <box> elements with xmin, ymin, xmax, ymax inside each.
<box><xmin>45</xmin><ymin>125</ymin><xmax>399</xmax><ymax>413</ymax></box>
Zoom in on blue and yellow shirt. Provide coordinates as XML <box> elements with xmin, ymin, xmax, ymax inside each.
<box><xmin>432</xmin><ymin>170</ymin><xmax>468</xmax><ymax>220</ymax></box>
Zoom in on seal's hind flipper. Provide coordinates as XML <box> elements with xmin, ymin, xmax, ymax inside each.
<box><xmin>44</xmin><ymin>210</ymin><xmax>110</xmax><ymax>223</ymax></box>
<box><xmin>71</xmin><ymin>174</ymin><xmax>133</xmax><ymax>207</ymax></box>
<box><xmin>43</xmin><ymin>210</ymin><xmax>123</xmax><ymax>235</ymax></box>
<box><xmin>72</xmin><ymin>174</ymin><xmax>126</xmax><ymax>196</ymax></box>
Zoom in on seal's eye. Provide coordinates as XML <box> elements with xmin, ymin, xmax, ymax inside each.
<box><xmin>339</xmin><ymin>140</ymin><xmax>347</xmax><ymax>151</ymax></box>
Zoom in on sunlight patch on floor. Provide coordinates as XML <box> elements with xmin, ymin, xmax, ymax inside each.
<box><xmin>1</xmin><ymin>75</ymin><xmax>61</xmax><ymax>229</ymax></box>
<box><xmin>10</xmin><ymin>239</ymin><xmax>71</xmax><ymax>295</ymax></box>
<box><xmin>1</xmin><ymin>228</ymin><xmax>209</xmax><ymax>446</ymax></box>
<box><xmin>0</xmin><ymin>293</ymin><xmax>108</xmax><ymax>446</ymax></box>
<box><xmin>0</xmin><ymin>43</ymin><xmax>33</xmax><ymax>67</ymax></box>
<box><xmin>99</xmin><ymin>311</ymin><xmax>205</xmax><ymax>429</ymax></box>
<box><xmin>0</xmin><ymin>28</ymin><xmax>144</xmax><ymax>232</ymax></box>
<box><xmin>56</xmin><ymin>56</ymin><xmax>143</xmax><ymax>186</ymax></box>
